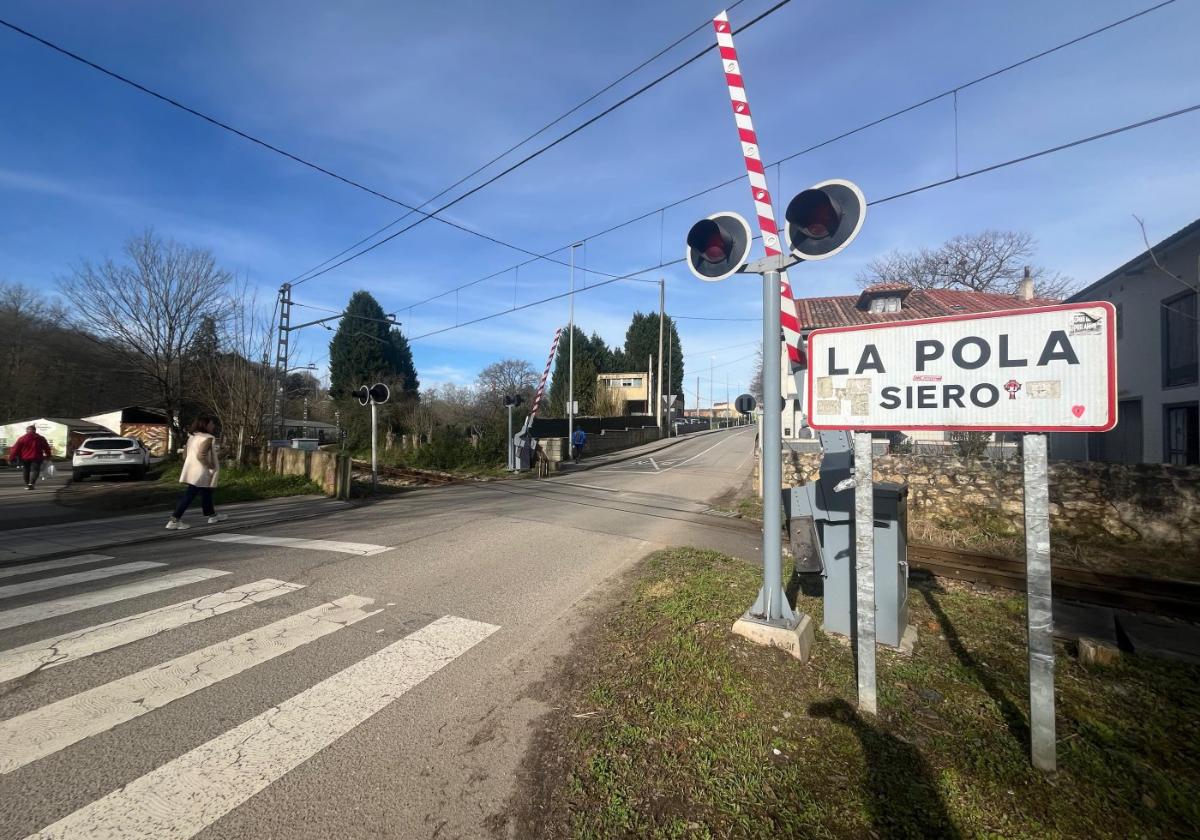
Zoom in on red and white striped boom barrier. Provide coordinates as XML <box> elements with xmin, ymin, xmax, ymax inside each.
<box><xmin>529</xmin><ymin>326</ymin><xmax>562</xmax><ymax>421</ymax></box>
<box><xmin>712</xmin><ymin>10</ymin><xmax>803</xmax><ymax>367</ymax></box>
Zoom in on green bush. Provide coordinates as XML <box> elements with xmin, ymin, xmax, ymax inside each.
<box><xmin>407</xmin><ymin>425</ymin><xmax>504</xmax><ymax>471</ymax></box>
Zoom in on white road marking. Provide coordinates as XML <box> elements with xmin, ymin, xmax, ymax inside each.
<box><xmin>0</xmin><ymin>595</ymin><xmax>380</xmax><ymax>774</ymax></box>
<box><xmin>194</xmin><ymin>533</ymin><xmax>391</xmax><ymax>556</ymax></box>
<box><xmin>0</xmin><ymin>579</ymin><xmax>305</xmax><ymax>685</ymax></box>
<box><xmin>607</xmin><ymin>429</ymin><xmax>751</xmax><ymax>475</ymax></box>
<box><xmin>0</xmin><ymin>555</ymin><xmax>115</xmax><ymax>581</ymax></box>
<box><xmin>648</xmin><ymin>457</ymin><xmax>660</xmax><ymax>471</ymax></box>
<box><xmin>0</xmin><ymin>562</ymin><xmax>165</xmax><ymax>601</ymax></box>
<box><xmin>24</xmin><ymin>615</ymin><xmax>499</xmax><ymax>840</ymax></box>
<box><xmin>0</xmin><ymin>569</ymin><xmax>231</xmax><ymax>632</ymax></box>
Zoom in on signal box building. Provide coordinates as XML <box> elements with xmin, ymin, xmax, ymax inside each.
<box><xmin>597</xmin><ymin>372</ymin><xmax>651</xmax><ymax>415</ymax></box>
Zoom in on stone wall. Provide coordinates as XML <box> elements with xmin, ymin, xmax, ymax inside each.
<box><xmin>766</xmin><ymin>448</ymin><xmax>1200</xmax><ymax>546</ymax></box>
<box><xmin>265</xmin><ymin>446</ymin><xmax>351</xmax><ymax>498</ymax></box>
<box><xmin>539</xmin><ymin>426</ymin><xmax>663</xmax><ymax>465</ymax></box>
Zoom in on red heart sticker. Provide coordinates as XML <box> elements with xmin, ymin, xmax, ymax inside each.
<box><xmin>1071</xmin><ymin>405</ymin><xmax>1085</xmax><ymax>418</ymax></box>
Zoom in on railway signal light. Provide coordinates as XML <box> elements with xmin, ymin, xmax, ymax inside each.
<box><xmin>355</xmin><ymin>383</ymin><xmax>390</xmax><ymax>405</ymax></box>
<box><xmin>784</xmin><ymin>179</ymin><xmax>866</xmax><ymax>262</ymax></box>
<box><xmin>685</xmin><ymin>211</ymin><xmax>752</xmax><ymax>281</ymax></box>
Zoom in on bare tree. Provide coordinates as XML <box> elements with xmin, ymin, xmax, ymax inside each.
<box><xmin>192</xmin><ymin>280</ymin><xmax>273</xmax><ymax>465</ymax></box>
<box><xmin>749</xmin><ymin>346</ymin><xmax>764</xmax><ymax>402</ymax></box>
<box><xmin>856</xmin><ymin>230</ymin><xmax>1076</xmax><ymax>299</ymax></box>
<box><xmin>59</xmin><ymin>231</ymin><xmax>232</xmax><ymax>441</ymax></box>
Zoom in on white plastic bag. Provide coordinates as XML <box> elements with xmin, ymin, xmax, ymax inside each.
<box><xmin>42</xmin><ymin>462</ymin><xmax>55</xmax><ymax>480</ymax></box>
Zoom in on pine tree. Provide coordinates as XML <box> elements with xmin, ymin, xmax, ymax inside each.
<box><xmin>328</xmin><ymin>291</ymin><xmax>419</xmax><ymax>398</ymax></box>
<box><xmin>546</xmin><ymin>326</ymin><xmax>613</xmax><ymax>416</ymax></box>
<box><xmin>617</xmin><ymin>311</ymin><xmax>684</xmax><ymax>407</ymax></box>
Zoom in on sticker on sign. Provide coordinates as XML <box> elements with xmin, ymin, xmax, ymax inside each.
<box><xmin>805</xmin><ymin>303</ymin><xmax>1116</xmax><ymax>432</ymax></box>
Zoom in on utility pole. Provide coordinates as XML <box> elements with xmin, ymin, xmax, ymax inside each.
<box><xmin>667</xmin><ymin>332</ymin><xmax>673</xmax><ymax>436</ymax></box>
<box><xmin>657</xmin><ymin>279</ymin><xmax>665</xmax><ymax>431</ymax></box>
<box><xmin>647</xmin><ymin>354</ymin><xmax>653</xmax><ymax>417</ymax></box>
<box><xmin>709</xmin><ymin>356</ymin><xmax>715</xmax><ymax>431</ymax></box>
<box><xmin>568</xmin><ymin>244</ymin><xmax>581</xmax><ymax>443</ymax></box>
<box><xmin>272</xmin><ymin>283</ymin><xmax>293</xmax><ymax>440</ymax></box>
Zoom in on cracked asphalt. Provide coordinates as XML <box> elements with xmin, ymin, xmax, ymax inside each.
<box><xmin>0</xmin><ymin>427</ymin><xmax>759</xmax><ymax>839</ymax></box>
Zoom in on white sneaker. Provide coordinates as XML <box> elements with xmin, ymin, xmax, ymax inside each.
<box><xmin>206</xmin><ymin>514</ymin><xmax>228</xmax><ymax>524</ymax></box>
<box><xmin>165</xmin><ymin>519</ymin><xmax>191</xmax><ymax>531</ymax></box>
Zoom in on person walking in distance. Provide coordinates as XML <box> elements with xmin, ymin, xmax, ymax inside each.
<box><xmin>571</xmin><ymin>426</ymin><xmax>587</xmax><ymax>464</ymax></box>
<box><xmin>165</xmin><ymin>416</ymin><xmax>226</xmax><ymax>530</ymax></box>
<box><xmin>9</xmin><ymin>425</ymin><xmax>52</xmax><ymax>489</ymax></box>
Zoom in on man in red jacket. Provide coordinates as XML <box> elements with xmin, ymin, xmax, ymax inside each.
<box><xmin>9</xmin><ymin>425</ymin><xmax>53</xmax><ymax>489</ymax></box>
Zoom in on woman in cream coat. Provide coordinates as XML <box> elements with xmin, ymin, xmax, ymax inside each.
<box><xmin>165</xmin><ymin>415</ymin><xmax>227</xmax><ymax>530</ymax></box>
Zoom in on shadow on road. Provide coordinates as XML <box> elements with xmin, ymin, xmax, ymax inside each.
<box><xmin>808</xmin><ymin>698</ymin><xmax>962</xmax><ymax>840</ymax></box>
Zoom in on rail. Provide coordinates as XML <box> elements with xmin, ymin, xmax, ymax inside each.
<box><xmin>907</xmin><ymin>543</ymin><xmax>1200</xmax><ymax>621</ymax></box>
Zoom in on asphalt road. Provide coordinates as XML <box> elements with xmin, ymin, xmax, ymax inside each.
<box><xmin>0</xmin><ymin>426</ymin><xmax>760</xmax><ymax>840</ymax></box>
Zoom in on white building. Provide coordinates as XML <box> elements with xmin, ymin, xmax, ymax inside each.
<box><xmin>1051</xmin><ymin>219</ymin><xmax>1200</xmax><ymax>465</ymax></box>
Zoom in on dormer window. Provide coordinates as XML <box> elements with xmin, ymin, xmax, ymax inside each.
<box><xmin>857</xmin><ymin>282</ymin><xmax>912</xmax><ymax>313</ymax></box>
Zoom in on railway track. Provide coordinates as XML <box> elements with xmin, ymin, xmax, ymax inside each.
<box><xmin>350</xmin><ymin>461</ymin><xmax>458</xmax><ymax>486</ymax></box>
<box><xmin>907</xmin><ymin>543</ymin><xmax>1200</xmax><ymax>621</ymax></box>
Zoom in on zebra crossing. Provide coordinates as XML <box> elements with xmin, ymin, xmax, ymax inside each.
<box><xmin>0</xmin><ymin>550</ymin><xmax>500</xmax><ymax>839</ymax></box>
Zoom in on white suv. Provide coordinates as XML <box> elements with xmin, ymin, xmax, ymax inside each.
<box><xmin>72</xmin><ymin>437</ymin><xmax>150</xmax><ymax>481</ymax></box>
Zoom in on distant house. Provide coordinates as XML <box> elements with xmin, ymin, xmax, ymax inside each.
<box><xmin>82</xmin><ymin>406</ymin><xmax>171</xmax><ymax>456</ymax></box>
<box><xmin>0</xmin><ymin>418</ymin><xmax>115</xmax><ymax>459</ymax></box>
<box><xmin>597</xmin><ymin>372</ymin><xmax>651</xmax><ymax>414</ymax></box>
<box><xmin>785</xmin><ymin>281</ymin><xmax>1060</xmax><ymax>443</ymax></box>
<box><xmin>1051</xmin><ymin>219</ymin><xmax>1200</xmax><ymax>465</ymax></box>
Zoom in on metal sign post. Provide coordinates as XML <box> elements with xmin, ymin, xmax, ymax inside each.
<box><xmin>1023</xmin><ymin>433</ymin><xmax>1056</xmax><ymax>771</ymax></box>
<box><xmin>853</xmin><ymin>431</ymin><xmax>877</xmax><ymax>715</ymax></box>
<box><xmin>807</xmin><ymin>303</ymin><xmax>1117</xmax><ymax>769</ymax></box>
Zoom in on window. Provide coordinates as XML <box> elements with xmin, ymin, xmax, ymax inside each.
<box><xmin>1164</xmin><ymin>403</ymin><xmax>1199</xmax><ymax>465</ymax></box>
<box><xmin>617</xmin><ymin>378</ymin><xmax>643</xmax><ymax>388</ymax></box>
<box><xmin>868</xmin><ymin>295</ymin><xmax>901</xmax><ymax>313</ymax></box>
<box><xmin>1162</xmin><ymin>291</ymin><xmax>1198</xmax><ymax>387</ymax></box>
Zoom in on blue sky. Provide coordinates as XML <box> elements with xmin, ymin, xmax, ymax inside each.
<box><xmin>2</xmin><ymin>0</ymin><xmax>1197</xmax><ymax>402</ymax></box>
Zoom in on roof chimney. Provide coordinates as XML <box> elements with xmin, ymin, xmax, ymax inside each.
<box><xmin>1017</xmin><ymin>266</ymin><xmax>1035</xmax><ymax>301</ymax></box>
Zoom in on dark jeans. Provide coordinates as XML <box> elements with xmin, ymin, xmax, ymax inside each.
<box><xmin>21</xmin><ymin>460</ymin><xmax>43</xmax><ymax>485</ymax></box>
<box><xmin>572</xmin><ymin>445</ymin><xmax>584</xmax><ymax>462</ymax></box>
<box><xmin>173</xmin><ymin>484</ymin><xmax>215</xmax><ymax>519</ymax></box>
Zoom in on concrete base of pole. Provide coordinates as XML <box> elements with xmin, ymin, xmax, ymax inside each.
<box><xmin>732</xmin><ymin>612</ymin><xmax>815</xmax><ymax>662</ymax></box>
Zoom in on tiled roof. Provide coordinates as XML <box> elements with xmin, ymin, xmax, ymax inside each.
<box><xmin>796</xmin><ymin>288</ymin><xmax>1060</xmax><ymax>330</ymax></box>
<box><xmin>861</xmin><ymin>282</ymin><xmax>913</xmax><ymax>294</ymax></box>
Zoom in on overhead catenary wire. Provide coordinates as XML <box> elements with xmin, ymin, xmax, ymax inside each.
<box><xmin>286</xmin><ymin>0</ymin><xmax>795</xmax><ymax>288</ymax></box>
<box><xmin>375</xmin><ymin>0</ymin><xmax>1180</xmax><ymax>319</ymax></box>
<box><xmin>403</xmin><ymin>97</ymin><xmax>1200</xmax><ymax>344</ymax></box>
<box><xmin>287</xmin><ymin>0</ymin><xmax>751</xmax><ymax>285</ymax></box>
<box><xmin>0</xmin><ymin>0</ymin><xmax>778</xmax><ymax>288</ymax></box>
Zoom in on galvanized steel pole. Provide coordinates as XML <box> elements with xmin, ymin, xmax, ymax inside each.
<box><xmin>568</xmin><ymin>246</ymin><xmax>576</xmax><ymax>444</ymax></box>
<box><xmin>854</xmin><ymin>430</ymin><xmax>877</xmax><ymax>715</ymax></box>
<box><xmin>1023</xmin><ymin>433</ymin><xmax>1056</xmax><ymax>771</ymax></box>
<box><xmin>761</xmin><ymin>269</ymin><xmax>785</xmax><ymax>621</ymax></box>
<box><xmin>370</xmin><ymin>400</ymin><xmax>378</xmax><ymax>491</ymax></box>
<box><xmin>657</xmin><ymin>279</ymin><xmax>665</xmax><ymax>431</ymax></box>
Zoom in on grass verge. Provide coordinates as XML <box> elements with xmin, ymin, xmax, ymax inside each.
<box><xmin>512</xmin><ymin>547</ymin><xmax>1200</xmax><ymax>839</ymax></box>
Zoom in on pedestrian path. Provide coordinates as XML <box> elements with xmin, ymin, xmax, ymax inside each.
<box><xmin>0</xmin><ymin>550</ymin><xmax>499</xmax><ymax>839</ymax></box>
<box><xmin>0</xmin><ymin>496</ymin><xmax>352</xmax><ymax>567</ymax></box>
